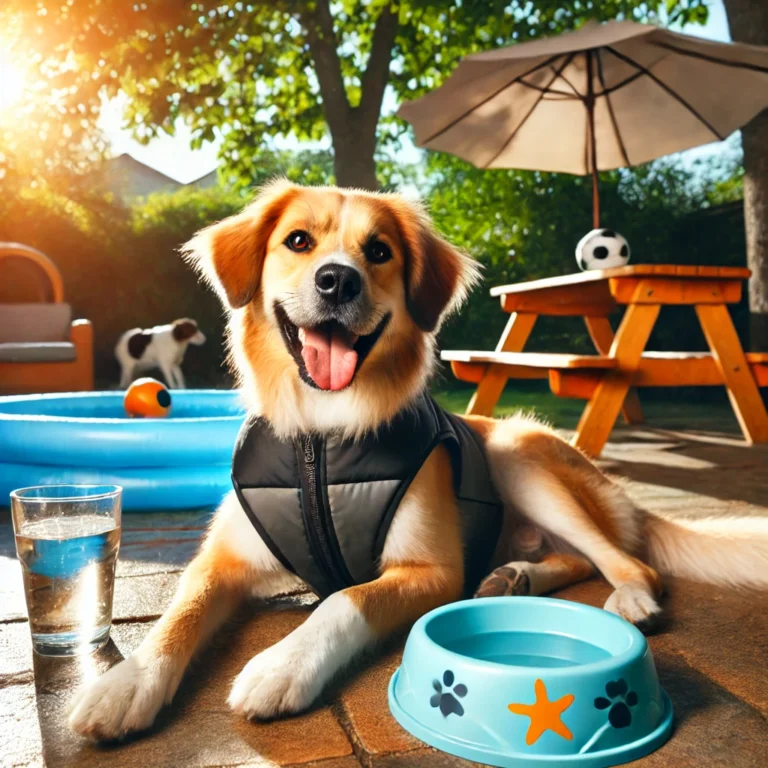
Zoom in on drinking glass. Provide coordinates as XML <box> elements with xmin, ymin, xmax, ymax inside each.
<box><xmin>11</xmin><ymin>484</ymin><xmax>122</xmax><ymax>656</ymax></box>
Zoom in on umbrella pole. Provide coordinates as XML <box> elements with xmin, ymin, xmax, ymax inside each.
<box><xmin>586</xmin><ymin>50</ymin><xmax>600</xmax><ymax>230</ymax></box>
<box><xmin>592</xmin><ymin>167</ymin><xmax>600</xmax><ymax>229</ymax></box>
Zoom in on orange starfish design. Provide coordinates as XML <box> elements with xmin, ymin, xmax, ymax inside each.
<box><xmin>508</xmin><ymin>679</ymin><xmax>575</xmax><ymax>746</ymax></box>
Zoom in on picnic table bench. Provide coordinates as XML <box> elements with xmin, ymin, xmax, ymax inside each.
<box><xmin>442</xmin><ymin>264</ymin><xmax>768</xmax><ymax>457</ymax></box>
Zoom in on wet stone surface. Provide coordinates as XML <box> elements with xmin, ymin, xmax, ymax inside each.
<box><xmin>1</xmin><ymin>428</ymin><xmax>766</xmax><ymax>767</ymax></box>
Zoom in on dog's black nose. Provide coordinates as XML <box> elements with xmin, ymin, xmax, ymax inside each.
<box><xmin>315</xmin><ymin>264</ymin><xmax>362</xmax><ymax>305</ymax></box>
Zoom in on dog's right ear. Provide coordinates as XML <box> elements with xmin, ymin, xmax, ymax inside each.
<box><xmin>182</xmin><ymin>179</ymin><xmax>298</xmax><ymax>309</ymax></box>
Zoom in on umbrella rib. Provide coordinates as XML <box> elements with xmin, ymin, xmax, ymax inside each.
<box><xmin>595</xmin><ymin>48</ymin><xmax>632</xmax><ymax>168</ymax></box>
<box><xmin>418</xmin><ymin>53</ymin><xmax>564</xmax><ymax>145</ymax></box>
<box><xmin>606</xmin><ymin>46</ymin><xmax>726</xmax><ymax>141</ymax></box>
<box><xmin>517</xmin><ymin>80</ymin><xmax>580</xmax><ymax>99</ymax></box>
<box><xmin>602</xmin><ymin>70</ymin><xmax>645</xmax><ymax>96</ymax></box>
<box><xmin>654</xmin><ymin>42</ymin><xmax>768</xmax><ymax>75</ymax></box>
<box><xmin>556</xmin><ymin>69</ymin><xmax>584</xmax><ymax>100</ymax></box>
<box><xmin>482</xmin><ymin>52</ymin><xmax>576</xmax><ymax>169</ymax></box>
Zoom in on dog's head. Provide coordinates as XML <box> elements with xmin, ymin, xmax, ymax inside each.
<box><xmin>171</xmin><ymin>318</ymin><xmax>206</xmax><ymax>346</ymax></box>
<box><xmin>183</xmin><ymin>180</ymin><xmax>479</xmax><ymax>434</ymax></box>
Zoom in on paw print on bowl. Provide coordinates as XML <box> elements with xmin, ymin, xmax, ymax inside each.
<box><xmin>430</xmin><ymin>670</ymin><xmax>467</xmax><ymax>717</ymax></box>
<box><xmin>594</xmin><ymin>678</ymin><xmax>638</xmax><ymax>729</ymax></box>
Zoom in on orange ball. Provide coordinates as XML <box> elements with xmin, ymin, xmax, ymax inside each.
<box><xmin>124</xmin><ymin>377</ymin><xmax>172</xmax><ymax>418</ymax></box>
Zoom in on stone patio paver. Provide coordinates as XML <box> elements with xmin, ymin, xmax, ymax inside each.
<box><xmin>0</xmin><ymin>684</ymin><xmax>44</xmax><ymax>768</ymax></box>
<box><xmin>337</xmin><ymin>646</ymin><xmax>424</xmax><ymax>758</ymax></box>
<box><xmin>1</xmin><ymin>426</ymin><xmax>767</xmax><ymax>768</ymax></box>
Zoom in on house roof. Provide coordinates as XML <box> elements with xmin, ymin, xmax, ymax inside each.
<box><xmin>107</xmin><ymin>153</ymin><xmax>182</xmax><ymax>187</ymax></box>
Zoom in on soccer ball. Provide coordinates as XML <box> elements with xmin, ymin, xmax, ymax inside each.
<box><xmin>575</xmin><ymin>229</ymin><xmax>631</xmax><ymax>271</ymax></box>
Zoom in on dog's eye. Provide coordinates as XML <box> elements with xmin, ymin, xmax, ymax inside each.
<box><xmin>366</xmin><ymin>240</ymin><xmax>392</xmax><ymax>264</ymax></box>
<box><xmin>285</xmin><ymin>230</ymin><xmax>312</xmax><ymax>253</ymax></box>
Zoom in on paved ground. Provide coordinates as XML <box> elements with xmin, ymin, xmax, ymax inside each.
<box><xmin>1</xmin><ymin>424</ymin><xmax>767</xmax><ymax>768</ymax></box>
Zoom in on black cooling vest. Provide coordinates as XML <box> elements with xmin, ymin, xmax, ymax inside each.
<box><xmin>231</xmin><ymin>394</ymin><xmax>503</xmax><ymax>599</ymax></box>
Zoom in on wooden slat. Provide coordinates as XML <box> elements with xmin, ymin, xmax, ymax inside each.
<box><xmin>638</xmin><ymin>351</ymin><xmax>768</xmax><ymax>386</ymax></box>
<box><xmin>442</xmin><ymin>350</ymin><xmax>618</xmax><ymax>369</ymax></box>
<box><xmin>550</xmin><ymin>353</ymin><xmax>768</xmax><ymax>398</ymax></box>
<box><xmin>550</xmin><ymin>371</ymin><xmax>604</xmax><ymax>399</ymax></box>
<box><xmin>585</xmin><ymin>316</ymin><xmax>644</xmax><ymax>424</ymax></box>
<box><xmin>449</xmin><ymin>350</ymin><xmax>768</xmax><ymax>389</ymax></box>
<box><xmin>464</xmin><ymin>312</ymin><xmax>537</xmax><ymax>417</ymax></box>
<box><xmin>637</xmin><ymin>352</ymin><xmax>737</xmax><ymax>386</ymax></box>
<box><xmin>450</xmin><ymin>360</ymin><xmax>547</xmax><ymax>384</ymax></box>
<box><xmin>500</xmin><ymin>280</ymin><xmax>616</xmax><ymax>316</ymax></box>
<box><xmin>696</xmin><ymin>304</ymin><xmax>768</xmax><ymax>443</ymax></box>
<box><xmin>490</xmin><ymin>264</ymin><xmax>751</xmax><ymax>298</ymax></box>
<box><xmin>608</xmin><ymin>277</ymin><xmax>742</xmax><ymax>305</ymax></box>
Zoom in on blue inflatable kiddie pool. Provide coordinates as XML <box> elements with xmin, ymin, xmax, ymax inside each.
<box><xmin>0</xmin><ymin>391</ymin><xmax>246</xmax><ymax>511</ymax></box>
<box><xmin>390</xmin><ymin>597</ymin><xmax>673</xmax><ymax>767</ymax></box>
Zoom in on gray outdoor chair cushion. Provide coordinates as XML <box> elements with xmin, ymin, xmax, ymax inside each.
<box><xmin>0</xmin><ymin>342</ymin><xmax>77</xmax><ymax>362</ymax></box>
<box><xmin>0</xmin><ymin>303</ymin><xmax>72</xmax><ymax>343</ymax></box>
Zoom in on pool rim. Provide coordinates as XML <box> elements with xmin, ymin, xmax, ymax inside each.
<box><xmin>0</xmin><ymin>389</ymin><xmax>244</xmax><ymax>424</ymax></box>
<box><xmin>0</xmin><ymin>390</ymin><xmax>246</xmax><ymax>468</ymax></box>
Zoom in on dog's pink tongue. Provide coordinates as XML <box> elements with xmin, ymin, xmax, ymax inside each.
<box><xmin>301</xmin><ymin>326</ymin><xmax>358</xmax><ymax>391</ymax></box>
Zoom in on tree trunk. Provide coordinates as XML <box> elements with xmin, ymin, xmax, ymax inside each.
<box><xmin>330</xmin><ymin>111</ymin><xmax>380</xmax><ymax>190</ymax></box>
<box><xmin>302</xmin><ymin>1</ymin><xmax>398</xmax><ymax>192</ymax></box>
<box><xmin>723</xmin><ymin>0</ymin><xmax>768</xmax><ymax>350</ymax></box>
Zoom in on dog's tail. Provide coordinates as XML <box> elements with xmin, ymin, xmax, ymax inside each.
<box><xmin>645</xmin><ymin>511</ymin><xmax>768</xmax><ymax>589</ymax></box>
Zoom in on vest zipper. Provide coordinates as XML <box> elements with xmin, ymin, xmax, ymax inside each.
<box><xmin>300</xmin><ymin>434</ymin><xmax>347</xmax><ymax>593</ymax></box>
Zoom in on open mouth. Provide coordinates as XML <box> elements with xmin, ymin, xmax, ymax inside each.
<box><xmin>274</xmin><ymin>303</ymin><xmax>391</xmax><ymax>392</ymax></box>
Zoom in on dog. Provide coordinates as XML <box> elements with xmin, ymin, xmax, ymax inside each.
<box><xmin>69</xmin><ymin>180</ymin><xmax>768</xmax><ymax>741</ymax></box>
<box><xmin>115</xmin><ymin>318</ymin><xmax>206</xmax><ymax>389</ymax></box>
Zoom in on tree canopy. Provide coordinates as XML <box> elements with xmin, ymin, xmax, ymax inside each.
<box><xmin>1</xmin><ymin>0</ymin><xmax>709</xmax><ymax>191</ymax></box>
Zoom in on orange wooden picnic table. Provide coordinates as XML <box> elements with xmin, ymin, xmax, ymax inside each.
<box><xmin>442</xmin><ymin>264</ymin><xmax>768</xmax><ymax>457</ymax></box>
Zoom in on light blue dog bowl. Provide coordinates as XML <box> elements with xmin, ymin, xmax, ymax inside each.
<box><xmin>389</xmin><ymin>597</ymin><xmax>672</xmax><ymax>767</ymax></box>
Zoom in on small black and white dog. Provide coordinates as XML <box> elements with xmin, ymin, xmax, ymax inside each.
<box><xmin>115</xmin><ymin>318</ymin><xmax>206</xmax><ymax>389</ymax></box>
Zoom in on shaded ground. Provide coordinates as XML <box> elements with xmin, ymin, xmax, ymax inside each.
<box><xmin>1</xmin><ymin>417</ymin><xmax>767</xmax><ymax>768</ymax></box>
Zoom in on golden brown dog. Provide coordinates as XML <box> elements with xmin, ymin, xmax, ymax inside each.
<box><xmin>69</xmin><ymin>180</ymin><xmax>768</xmax><ymax>740</ymax></box>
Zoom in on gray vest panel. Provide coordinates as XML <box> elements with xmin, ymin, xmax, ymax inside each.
<box><xmin>232</xmin><ymin>394</ymin><xmax>502</xmax><ymax>599</ymax></box>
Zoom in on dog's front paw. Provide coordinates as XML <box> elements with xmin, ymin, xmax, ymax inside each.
<box><xmin>228</xmin><ymin>641</ymin><xmax>323</xmax><ymax>720</ymax></box>
<box><xmin>68</xmin><ymin>655</ymin><xmax>177</xmax><ymax>741</ymax></box>
<box><xmin>604</xmin><ymin>585</ymin><xmax>662</xmax><ymax>630</ymax></box>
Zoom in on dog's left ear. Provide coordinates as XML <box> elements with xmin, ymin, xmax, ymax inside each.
<box><xmin>182</xmin><ymin>179</ymin><xmax>298</xmax><ymax>309</ymax></box>
<box><xmin>390</xmin><ymin>199</ymin><xmax>481</xmax><ymax>332</ymax></box>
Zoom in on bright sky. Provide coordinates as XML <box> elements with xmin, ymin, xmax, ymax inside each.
<box><xmin>97</xmin><ymin>0</ymin><xmax>733</xmax><ymax>184</ymax></box>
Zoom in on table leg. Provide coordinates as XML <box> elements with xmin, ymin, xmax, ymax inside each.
<box><xmin>466</xmin><ymin>312</ymin><xmax>537</xmax><ymax>416</ymax></box>
<box><xmin>584</xmin><ymin>316</ymin><xmax>644</xmax><ymax>425</ymax></box>
<box><xmin>573</xmin><ymin>304</ymin><xmax>660</xmax><ymax>457</ymax></box>
<box><xmin>695</xmin><ymin>303</ymin><xmax>768</xmax><ymax>443</ymax></box>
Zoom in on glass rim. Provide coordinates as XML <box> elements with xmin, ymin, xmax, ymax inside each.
<box><xmin>10</xmin><ymin>484</ymin><xmax>123</xmax><ymax>503</ymax></box>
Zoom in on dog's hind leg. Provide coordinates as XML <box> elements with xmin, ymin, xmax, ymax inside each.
<box><xmin>480</xmin><ymin>419</ymin><xmax>662</xmax><ymax>628</ymax></box>
<box><xmin>499</xmin><ymin>468</ymin><xmax>661</xmax><ymax>627</ymax></box>
<box><xmin>475</xmin><ymin>553</ymin><xmax>594</xmax><ymax>599</ymax></box>
<box><xmin>159</xmin><ymin>361</ymin><xmax>176</xmax><ymax>389</ymax></box>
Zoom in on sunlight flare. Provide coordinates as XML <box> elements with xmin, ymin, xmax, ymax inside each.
<box><xmin>0</xmin><ymin>49</ymin><xmax>26</xmax><ymax>111</ymax></box>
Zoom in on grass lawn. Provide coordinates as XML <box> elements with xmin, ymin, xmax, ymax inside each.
<box><xmin>432</xmin><ymin>385</ymin><xmax>743</xmax><ymax>434</ymax></box>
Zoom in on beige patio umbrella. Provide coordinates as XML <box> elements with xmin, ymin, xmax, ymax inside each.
<box><xmin>397</xmin><ymin>20</ymin><xmax>768</xmax><ymax>228</ymax></box>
